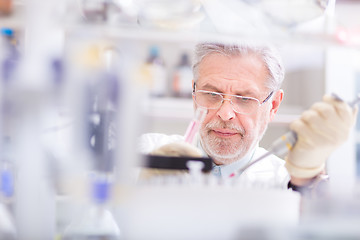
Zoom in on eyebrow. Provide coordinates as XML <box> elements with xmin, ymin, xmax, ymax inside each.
<box><xmin>199</xmin><ymin>83</ymin><xmax>256</xmax><ymax>97</ymax></box>
<box><xmin>199</xmin><ymin>83</ymin><xmax>221</xmax><ymax>92</ymax></box>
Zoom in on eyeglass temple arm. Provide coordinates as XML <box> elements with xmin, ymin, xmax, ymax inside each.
<box><xmin>262</xmin><ymin>91</ymin><xmax>274</xmax><ymax>104</ymax></box>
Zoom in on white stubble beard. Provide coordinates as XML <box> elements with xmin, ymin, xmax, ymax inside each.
<box><xmin>200</xmin><ymin>117</ymin><xmax>269</xmax><ymax>165</ymax></box>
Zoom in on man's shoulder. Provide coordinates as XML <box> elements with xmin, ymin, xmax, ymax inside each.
<box><xmin>138</xmin><ymin>133</ymin><xmax>184</xmax><ymax>154</ymax></box>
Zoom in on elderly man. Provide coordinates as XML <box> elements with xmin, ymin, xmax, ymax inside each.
<box><xmin>139</xmin><ymin>42</ymin><xmax>357</xmax><ymax>192</ymax></box>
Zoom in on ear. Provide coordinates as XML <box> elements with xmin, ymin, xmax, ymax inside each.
<box><xmin>192</xmin><ymin>79</ymin><xmax>197</xmax><ymax>108</ymax></box>
<box><xmin>191</xmin><ymin>79</ymin><xmax>195</xmax><ymax>98</ymax></box>
<box><xmin>269</xmin><ymin>89</ymin><xmax>283</xmax><ymax>121</ymax></box>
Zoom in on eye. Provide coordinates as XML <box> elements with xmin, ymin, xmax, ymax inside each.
<box><xmin>203</xmin><ymin>92</ymin><xmax>221</xmax><ymax>103</ymax></box>
<box><xmin>205</xmin><ymin>92</ymin><xmax>220</xmax><ymax>98</ymax></box>
<box><xmin>240</xmin><ymin>97</ymin><xmax>251</xmax><ymax>102</ymax></box>
<box><xmin>233</xmin><ymin>96</ymin><xmax>253</xmax><ymax>104</ymax></box>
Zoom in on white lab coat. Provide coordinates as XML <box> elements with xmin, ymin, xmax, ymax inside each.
<box><xmin>138</xmin><ymin>133</ymin><xmax>290</xmax><ymax>189</ymax></box>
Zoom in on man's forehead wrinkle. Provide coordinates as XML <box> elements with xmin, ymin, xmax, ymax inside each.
<box><xmin>199</xmin><ymin>82</ymin><xmax>257</xmax><ymax>96</ymax></box>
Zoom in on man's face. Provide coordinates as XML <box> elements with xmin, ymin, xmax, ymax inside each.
<box><xmin>193</xmin><ymin>53</ymin><xmax>283</xmax><ymax>165</ymax></box>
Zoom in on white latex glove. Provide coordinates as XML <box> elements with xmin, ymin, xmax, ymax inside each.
<box><xmin>150</xmin><ymin>141</ymin><xmax>203</xmax><ymax>158</ymax></box>
<box><xmin>285</xmin><ymin>94</ymin><xmax>358</xmax><ymax>179</ymax></box>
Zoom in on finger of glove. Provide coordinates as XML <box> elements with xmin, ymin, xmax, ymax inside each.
<box><xmin>288</xmin><ymin>120</ymin><xmax>327</xmax><ymax>170</ymax></box>
<box><xmin>323</xmin><ymin>95</ymin><xmax>356</xmax><ymax>125</ymax></box>
<box><xmin>292</xmin><ymin>106</ymin><xmax>345</xmax><ymax>147</ymax></box>
<box><xmin>285</xmin><ymin>158</ymin><xmax>325</xmax><ymax>179</ymax></box>
<box><xmin>320</xmin><ymin>96</ymin><xmax>356</xmax><ymax>140</ymax></box>
<box><xmin>312</xmin><ymin>100</ymin><xmax>352</xmax><ymax>130</ymax></box>
<box><xmin>298</xmin><ymin>109</ymin><xmax>337</xmax><ymax>145</ymax></box>
<box><xmin>290</xmin><ymin>118</ymin><xmax>319</xmax><ymax>149</ymax></box>
<box><xmin>305</xmin><ymin>102</ymin><xmax>347</xmax><ymax>144</ymax></box>
<box><xmin>353</xmin><ymin>106</ymin><xmax>359</xmax><ymax>124</ymax></box>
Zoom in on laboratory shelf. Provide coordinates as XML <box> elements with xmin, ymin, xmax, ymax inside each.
<box><xmin>1</xmin><ymin>1</ymin><xmax>360</xmax><ymax>50</ymax></box>
<box><xmin>64</xmin><ymin>20</ymin><xmax>351</xmax><ymax>49</ymax></box>
<box><xmin>60</xmin><ymin>2</ymin><xmax>360</xmax><ymax>50</ymax></box>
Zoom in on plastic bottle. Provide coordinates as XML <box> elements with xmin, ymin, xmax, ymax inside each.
<box><xmin>62</xmin><ymin>172</ymin><xmax>121</xmax><ymax>240</ymax></box>
<box><xmin>141</xmin><ymin>46</ymin><xmax>167</xmax><ymax>97</ymax></box>
<box><xmin>0</xmin><ymin>203</ymin><xmax>16</xmax><ymax>239</ymax></box>
<box><xmin>172</xmin><ymin>53</ymin><xmax>192</xmax><ymax>98</ymax></box>
<box><xmin>0</xmin><ymin>149</ymin><xmax>17</xmax><ymax>240</ymax></box>
<box><xmin>62</xmin><ymin>44</ymin><xmax>122</xmax><ymax>240</ymax></box>
<box><xmin>0</xmin><ymin>28</ymin><xmax>19</xmax><ymax>84</ymax></box>
<box><xmin>0</xmin><ymin>28</ymin><xmax>17</xmax><ymax>240</ymax></box>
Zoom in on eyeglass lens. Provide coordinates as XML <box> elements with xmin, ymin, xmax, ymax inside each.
<box><xmin>195</xmin><ymin>92</ymin><xmax>259</xmax><ymax>114</ymax></box>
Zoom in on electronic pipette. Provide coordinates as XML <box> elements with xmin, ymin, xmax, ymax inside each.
<box><xmin>229</xmin><ymin>93</ymin><xmax>360</xmax><ymax>178</ymax></box>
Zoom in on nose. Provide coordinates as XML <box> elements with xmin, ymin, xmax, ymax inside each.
<box><xmin>216</xmin><ymin>98</ymin><xmax>235</xmax><ymax>121</ymax></box>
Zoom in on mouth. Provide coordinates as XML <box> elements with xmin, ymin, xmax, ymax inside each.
<box><xmin>211</xmin><ymin>128</ymin><xmax>239</xmax><ymax>138</ymax></box>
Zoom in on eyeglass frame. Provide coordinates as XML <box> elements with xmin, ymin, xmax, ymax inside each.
<box><xmin>192</xmin><ymin>82</ymin><xmax>274</xmax><ymax>115</ymax></box>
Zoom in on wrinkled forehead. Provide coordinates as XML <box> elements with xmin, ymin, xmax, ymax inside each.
<box><xmin>193</xmin><ymin>42</ymin><xmax>283</xmax><ymax>91</ymax></box>
<box><xmin>195</xmin><ymin>53</ymin><xmax>271</xmax><ymax>97</ymax></box>
<box><xmin>195</xmin><ymin>51</ymin><xmax>269</xmax><ymax>78</ymax></box>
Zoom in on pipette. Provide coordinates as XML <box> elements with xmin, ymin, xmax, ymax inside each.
<box><xmin>184</xmin><ymin>107</ymin><xmax>207</xmax><ymax>144</ymax></box>
<box><xmin>229</xmin><ymin>93</ymin><xmax>360</xmax><ymax>178</ymax></box>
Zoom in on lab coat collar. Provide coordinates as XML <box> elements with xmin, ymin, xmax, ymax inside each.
<box><xmin>217</xmin><ymin>145</ymin><xmax>257</xmax><ymax>178</ymax></box>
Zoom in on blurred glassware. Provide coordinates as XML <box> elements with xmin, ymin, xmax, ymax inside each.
<box><xmin>80</xmin><ymin>0</ymin><xmax>115</xmax><ymax>22</ymax></box>
<box><xmin>0</xmin><ymin>203</ymin><xmax>16</xmax><ymax>240</ymax></box>
<box><xmin>249</xmin><ymin>0</ymin><xmax>331</xmax><ymax>27</ymax></box>
<box><xmin>62</xmin><ymin>172</ymin><xmax>121</xmax><ymax>240</ymax></box>
<box><xmin>135</xmin><ymin>0</ymin><xmax>205</xmax><ymax>29</ymax></box>
<box><xmin>200</xmin><ymin>0</ymin><xmax>331</xmax><ymax>36</ymax></box>
<box><xmin>77</xmin><ymin>0</ymin><xmax>138</xmax><ymax>25</ymax></box>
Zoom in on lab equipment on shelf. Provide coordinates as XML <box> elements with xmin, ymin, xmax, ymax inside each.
<box><xmin>0</xmin><ymin>203</ymin><xmax>16</xmax><ymax>240</ymax></box>
<box><xmin>62</xmin><ymin>172</ymin><xmax>121</xmax><ymax>240</ymax></box>
<box><xmin>0</xmin><ymin>149</ymin><xmax>16</xmax><ymax>240</ymax></box>
<box><xmin>140</xmin><ymin>46</ymin><xmax>167</xmax><ymax>97</ymax></box>
<box><xmin>172</xmin><ymin>53</ymin><xmax>193</xmax><ymax>98</ymax></box>
<box><xmin>0</xmin><ymin>27</ymin><xmax>19</xmax><ymax>83</ymax></box>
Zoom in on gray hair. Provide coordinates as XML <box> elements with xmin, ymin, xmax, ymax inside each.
<box><xmin>192</xmin><ymin>42</ymin><xmax>285</xmax><ymax>91</ymax></box>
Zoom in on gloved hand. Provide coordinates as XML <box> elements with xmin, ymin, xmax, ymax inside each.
<box><xmin>150</xmin><ymin>141</ymin><xmax>203</xmax><ymax>158</ymax></box>
<box><xmin>285</xmin><ymin>94</ymin><xmax>358</xmax><ymax>179</ymax></box>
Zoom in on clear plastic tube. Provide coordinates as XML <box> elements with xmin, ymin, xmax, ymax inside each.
<box><xmin>184</xmin><ymin>107</ymin><xmax>207</xmax><ymax>144</ymax></box>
